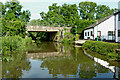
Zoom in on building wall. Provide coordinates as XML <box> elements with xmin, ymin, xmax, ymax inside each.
<box><xmin>84</xmin><ymin>16</ymin><xmax>115</xmax><ymax>40</ymax></box>
<box><xmin>116</xmin><ymin>14</ymin><xmax>119</xmax><ymax>42</ymax></box>
<box><xmin>94</xmin><ymin>16</ymin><xmax>115</xmax><ymax>40</ymax></box>
<box><xmin>84</xmin><ymin>28</ymin><xmax>94</xmax><ymax>40</ymax></box>
<box><xmin>117</xmin><ymin>1</ymin><xmax>120</xmax><ymax>42</ymax></box>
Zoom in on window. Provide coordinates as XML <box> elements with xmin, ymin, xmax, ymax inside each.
<box><xmin>118</xmin><ymin>30</ymin><xmax>120</xmax><ymax>37</ymax></box>
<box><xmin>119</xmin><ymin>13</ymin><xmax>120</xmax><ymax>21</ymax></box>
<box><xmin>85</xmin><ymin>32</ymin><xmax>87</xmax><ymax>36</ymax></box>
<box><xmin>88</xmin><ymin>32</ymin><xmax>89</xmax><ymax>36</ymax></box>
<box><xmin>91</xmin><ymin>31</ymin><xmax>93</xmax><ymax>36</ymax></box>
<box><xmin>108</xmin><ymin>31</ymin><xmax>115</xmax><ymax>36</ymax></box>
<box><xmin>98</xmin><ymin>31</ymin><xmax>101</xmax><ymax>37</ymax></box>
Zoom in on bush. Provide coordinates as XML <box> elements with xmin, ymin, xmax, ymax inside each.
<box><xmin>62</xmin><ymin>32</ymin><xmax>75</xmax><ymax>44</ymax></box>
<box><xmin>82</xmin><ymin>40</ymin><xmax>120</xmax><ymax>60</ymax></box>
<box><xmin>2</xmin><ymin>36</ymin><xmax>32</xmax><ymax>61</ymax></box>
<box><xmin>62</xmin><ymin>38</ymin><xmax>74</xmax><ymax>44</ymax></box>
<box><xmin>23</xmin><ymin>37</ymin><xmax>32</xmax><ymax>45</ymax></box>
<box><xmin>2</xmin><ymin>36</ymin><xmax>32</xmax><ymax>54</ymax></box>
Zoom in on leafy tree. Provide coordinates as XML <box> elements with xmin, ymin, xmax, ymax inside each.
<box><xmin>0</xmin><ymin>0</ymin><xmax>31</xmax><ymax>37</ymax></box>
<box><xmin>79</xmin><ymin>1</ymin><xmax>118</xmax><ymax>20</ymax></box>
<box><xmin>96</xmin><ymin>5</ymin><xmax>118</xmax><ymax>20</ymax></box>
<box><xmin>3</xmin><ymin>0</ymin><xmax>31</xmax><ymax>22</ymax></box>
<box><xmin>40</xmin><ymin>3</ymin><xmax>80</xmax><ymax>27</ymax></box>
<box><xmin>29</xmin><ymin>19</ymin><xmax>43</xmax><ymax>26</ymax></box>
<box><xmin>0</xmin><ymin>2</ymin><xmax>6</xmax><ymax>18</ymax></box>
<box><xmin>79</xmin><ymin>1</ymin><xmax>97</xmax><ymax>20</ymax></box>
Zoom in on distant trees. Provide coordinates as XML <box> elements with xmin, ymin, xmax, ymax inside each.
<box><xmin>0</xmin><ymin>0</ymin><xmax>31</xmax><ymax>37</ymax></box>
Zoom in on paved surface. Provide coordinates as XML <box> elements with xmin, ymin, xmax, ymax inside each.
<box><xmin>75</xmin><ymin>40</ymin><xmax>86</xmax><ymax>45</ymax></box>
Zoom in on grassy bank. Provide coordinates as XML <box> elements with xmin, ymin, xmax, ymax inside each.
<box><xmin>82</xmin><ymin>40</ymin><xmax>120</xmax><ymax>61</ymax></box>
<box><xmin>2</xmin><ymin>36</ymin><xmax>32</xmax><ymax>61</ymax></box>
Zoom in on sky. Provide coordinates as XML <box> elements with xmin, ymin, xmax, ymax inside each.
<box><xmin>0</xmin><ymin>0</ymin><xmax>120</xmax><ymax>20</ymax></box>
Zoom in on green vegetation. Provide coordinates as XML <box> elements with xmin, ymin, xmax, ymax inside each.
<box><xmin>28</xmin><ymin>32</ymin><xmax>48</xmax><ymax>43</ymax></box>
<box><xmin>82</xmin><ymin>41</ymin><xmax>120</xmax><ymax>61</ymax></box>
<box><xmin>0</xmin><ymin>0</ymin><xmax>31</xmax><ymax>37</ymax></box>
<box><xmin>2</xmin><ymin>36</ymin><xmax>32</xmax><ymax>61</ymax></box>
<box><xmin>0</xmin><ymin>0</ymin><xmax>31</xmax><ymax>61</ymax></box>
<box><xmin>61</xmin><ymin>32</ymin><xmax>75</xmax><ymax>44</ymax></box>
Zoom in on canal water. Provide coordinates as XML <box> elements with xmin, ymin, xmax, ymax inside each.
<box><xmin>2</xmin><ymin>42</ymin><xmax>120</xmax><ymax>79</ymax></box>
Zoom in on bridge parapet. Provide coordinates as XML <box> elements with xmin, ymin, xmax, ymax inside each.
<box><xmin>26</xmin><ymin>26</ymin><xmax>71</xmax><ymax>32</ymax></box>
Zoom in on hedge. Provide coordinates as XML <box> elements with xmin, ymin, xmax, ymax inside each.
<box><xmin>82</xmin><ymin>40</ymin><xmax>120</xmax><ymax>60</ymax></box>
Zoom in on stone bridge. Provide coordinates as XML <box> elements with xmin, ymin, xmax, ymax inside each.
<box><xmin>26</xmin><ymin>26</ymin><xmax>71</xmax><ymax>41</ymax></box>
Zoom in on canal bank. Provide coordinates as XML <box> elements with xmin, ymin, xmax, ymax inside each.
<box><xmin>83</xmin><ymin>50</ymin><xmax>120</xmax><ymax>79</ymax></box>
<box><xmin>82</xmin><ymin>40</ymin><xmax>120</xmax><ymax>61</ymax></box>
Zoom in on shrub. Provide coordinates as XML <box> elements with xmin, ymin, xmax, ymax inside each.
<box><xmin>62</xmin><ymin>32</ymin><xmax>75</xmax><ymax>44</ymax></box>
<box><xmin>2</xmin><ymin>36</ymin><xmax>32</xmax><ymax>53</ymax></box>
<box><xmin>82</xmin><ymin>40</ymin><xmax>120</xmax><ymax>60</ymax></box>
<box><xmin>23</xmin><ymin>37</ymin><xmax>32</xmax><ymax>45</ymax></box>
<box><xmin>62</xmin><ymin>38</ymin><xmax>74</xmax><ymax>44</ymax></box>
<box><xmin>2</xmin><ymin>36</ymin><xmax>32</xmax><ymax>61</ymax></box>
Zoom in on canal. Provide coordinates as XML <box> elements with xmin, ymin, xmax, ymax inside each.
<box><xmin>2</xmin><ymin>42</ymin><xmax>120</xmax><ymax>79</ymax></box>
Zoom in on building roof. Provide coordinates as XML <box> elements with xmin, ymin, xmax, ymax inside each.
<box><xmin>84</xmin><ymin>11</ymin><xmax>120</xmax><ymax>30</ymax></box>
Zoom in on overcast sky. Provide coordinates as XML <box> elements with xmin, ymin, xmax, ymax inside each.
<box><xmin>0</xmin><ymin>0</ymin><xmax>120</xmax><ymax>20</ymax></box>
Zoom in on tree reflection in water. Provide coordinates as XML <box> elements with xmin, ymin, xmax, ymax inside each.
<box><xmin>2</xmin><ymin>52</ymin><xmax>31</xmax><ymax>78</ymax></box>
<box><xmin>40</xmin><ymin>45</ymin><xmax>109</xmax><ymax>78</ymax></box>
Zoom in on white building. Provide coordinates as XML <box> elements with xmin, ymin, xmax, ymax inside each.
<box><xmin>84</xmin><ymin>1</ymin><xmax>120</xmax><ymax>42</ymax></box>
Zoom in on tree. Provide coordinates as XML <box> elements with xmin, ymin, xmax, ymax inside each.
<box><xmin>79</xmin><ymin>1</ymin><xmax>118</xmax><ymax>20</ymax></box>
<box><xmin>96</xmin><ymin>5</ymin><xmax>118</xmax><ymax>20</ymax></box>
<box><xmin>0</xmin><ymin>2</ymin><xmax>6</xmax><ymax>18</ymax></box>
<box><xmin>1</xmin><ymin>0</ymin><xmax>31</xmax><ymax>37</ymax></box>
<box><xmin>3</xmin><ymin>0</ymin><xmax>31</xmax><ymax>22</ymax></box>
<box><xmin>40</xmin><ymin>3</ymin><xmax>80</xmax><ymax>27</ymax></box>
<box><xmin>79</xmin><ymin>1</ymin><xmax>97</xmax><ymax>20</ymax></box>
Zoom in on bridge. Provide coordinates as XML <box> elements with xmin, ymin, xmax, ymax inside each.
<box><xmin>26</xmin><ymin>26</ymin><xmax>71</xmax><ymax>41</ymax></box>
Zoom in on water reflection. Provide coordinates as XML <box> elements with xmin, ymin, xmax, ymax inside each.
<box><xmin>2</xmin><ymin>42</ymin><xmax>120</xmax><ymax>79</ymax></box>
<box><xmin>2</xmin><ymin>52</ymin><xmax>31</xmax><ymax>78</ymax></box>
<box><xmin>40</xmin><ymin>47</ymin><xmax>111</xmax><ymax>78</ymax></box>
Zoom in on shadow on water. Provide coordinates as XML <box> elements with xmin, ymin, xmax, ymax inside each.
<box><xmin>2</xmin><ymin>42</ymin><xmax>120</xmax><ymax>79</ymax></box>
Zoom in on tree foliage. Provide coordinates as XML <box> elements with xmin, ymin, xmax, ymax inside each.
<box><xmin>78</xmin><ymin>1</ymin><xmax>118</xmax><ymax>20</ymax></box>
<box><xmin>79</xmin><ymin>1</ymin><xmax>97</xmax><ymax>20</ymax></box>
<box><xmin>40</xmin><ymin>3</ymin><xmax>79</xmax><ymax>27</ymax></box>
<box><xmin>0</xmin><ymin>0</ymin><xmax>31</xmax><ymax>37</ymax></box>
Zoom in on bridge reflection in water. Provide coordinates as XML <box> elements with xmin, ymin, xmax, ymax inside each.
<box><xmin>26</xmin><ymin>42</ymin><xmax>70</xmax><ymax>59</ymax></box>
